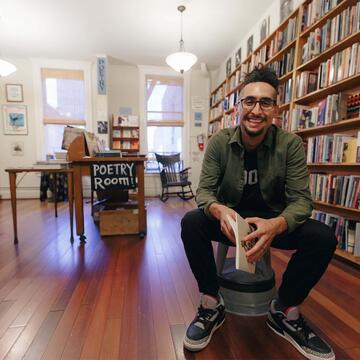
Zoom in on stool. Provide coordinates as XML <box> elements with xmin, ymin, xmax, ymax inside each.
<box><xmin>216</xmin><ymin>243</ymin><xmax>276</xmax><ymax>316</ymax></box>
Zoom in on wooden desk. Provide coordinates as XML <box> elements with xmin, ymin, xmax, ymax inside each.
<box><xmin>5</xmin><ymin>168</ymin><xmax>74</xmax><ymax>244</ymax></box>
<box><xmin>70</xmin><ymin>157</ymin><xmax>146</xmax><ymax>242</ymax></box>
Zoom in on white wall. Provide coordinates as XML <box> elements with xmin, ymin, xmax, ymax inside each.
<box><xmin>0</xmin><ymin>58</ymin><xmax>39</xmax><ymax>199</ymax></box>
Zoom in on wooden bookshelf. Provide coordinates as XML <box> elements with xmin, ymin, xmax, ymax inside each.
<box><xmin>110</xmin><ymin>115</ymin><xmax>140</xmax><ymax>153</ymax></box>
<box><xmin>207</xmin><ymin>0</ymin><xmax>360</xmax><ymax>265</ymax></box>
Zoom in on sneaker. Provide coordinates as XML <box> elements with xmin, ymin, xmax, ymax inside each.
<box><xmin>183</xmin><ymin>293</ymin><xmax>225</xmax><ymax>351</ymax></box>
<box><xmin>267</xmin><ymin>300</ymin><xmax>335</xmax><ymax>360</ymax></box>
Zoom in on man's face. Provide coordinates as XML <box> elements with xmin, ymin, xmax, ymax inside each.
<box><xmin>239</xmin><ymin>82</ymin><xmax>278</xmax><ymax>138</ymax></box>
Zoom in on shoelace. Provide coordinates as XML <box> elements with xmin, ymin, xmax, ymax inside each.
<box><xmin>197</xmin><ymin>306</ymin><xmax>216</xmax><ymax>321</ymax></box>
<box><xmin>289</xmin><ymin>315</ymin><xmax>313</xmax><ymax>340</ymax></box>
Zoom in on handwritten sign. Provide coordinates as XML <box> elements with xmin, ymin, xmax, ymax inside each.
<box><xmin>90</xmin><ymin>162</ymin><xmax>136</xmax><ymax>191</ymax></box>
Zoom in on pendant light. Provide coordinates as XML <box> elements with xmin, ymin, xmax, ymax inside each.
<box><xmin>166</xmin><ymin>5</ymin><xmax>197</xmax><ymax>74</ymax></box>
<box><xmin>0</xmin><ymin>59</ymin><xmax>16</xmax><ymax>77</ymax></box>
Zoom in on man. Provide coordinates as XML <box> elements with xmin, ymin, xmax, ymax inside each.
<box><xmin>181</xmin><ymin>65</ymin><xmax>337</xmax><ymax>360</ymax></box>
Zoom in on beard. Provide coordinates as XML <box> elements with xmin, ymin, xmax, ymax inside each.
<box><xmin>242</xmin><ymin>115</ymin><xmax>267</xmax><ymax>137</ymax></box>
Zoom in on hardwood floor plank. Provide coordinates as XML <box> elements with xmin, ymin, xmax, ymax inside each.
<box><xmin>0</xmin><ymin>326</ymin><xmax>24</xmax><ymax>360</ymax></box>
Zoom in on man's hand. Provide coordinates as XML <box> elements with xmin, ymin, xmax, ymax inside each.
<box><xmin>209</xmin><ymin>203</ymin><xmax>237</xmax><ymax>244</ymax></box>
<box><xmin>243</xmin><ymin>216</ymin><xmax>287</xmax><ymax>263</ymax></box>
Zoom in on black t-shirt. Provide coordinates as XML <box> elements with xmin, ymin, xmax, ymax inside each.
<box><xmin>236</xmin><ymin>150</ymin><xmax>270</xmax><ymax>213</ymax></box>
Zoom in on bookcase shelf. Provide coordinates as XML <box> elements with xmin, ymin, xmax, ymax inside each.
<box><xmin>208</xmin><ymin>0</ymin><xmax>360</xmax><ymax>265</ymax></box>
<box><xmin>335</xmin><ymin>248</ymin><xmax>360</xmax><ymax>267</ymax></box>
<box><xmin>110</xmin><ymin>115</ymin><xmax>140</xmax><ymax>152</ymax></box>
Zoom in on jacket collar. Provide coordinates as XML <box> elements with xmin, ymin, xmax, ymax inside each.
<box><xmin>228</xmin><ymin>125</ymin><xmax>276</xmax><ymax>149</ymax></box>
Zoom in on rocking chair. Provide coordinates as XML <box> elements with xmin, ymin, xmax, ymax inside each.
<box><xmin>155</xmin><ymin>153</ymin><xmax>195</xmax><ymax>202</ymax></box>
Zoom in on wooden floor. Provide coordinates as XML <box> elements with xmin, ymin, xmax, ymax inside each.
<box><xmin>0</xmin><ymin>198</ymin><xmax>359</xmax><ymax>360</ymax></box>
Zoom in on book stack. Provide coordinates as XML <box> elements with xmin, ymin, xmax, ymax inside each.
<box><xmin>347</xmin><ymin>93</ymin><xmax>360</xmax><ymax>119</ymax></box>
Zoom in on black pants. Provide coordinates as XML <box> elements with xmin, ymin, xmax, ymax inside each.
<box><xmin>181</xmin><ymin>208</ymin><xmax>337</xmax><ymax>307</ymax></box>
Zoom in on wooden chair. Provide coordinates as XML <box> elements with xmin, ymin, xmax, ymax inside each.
<box><xmin>155</xmin><ymin>153</ymin><xmax>194</xmax><ymax>202</ymax></box>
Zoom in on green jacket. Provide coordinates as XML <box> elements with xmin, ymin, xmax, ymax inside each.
<box><xmin>196</xmin><ymin>125</ymin><xmax>313</xmax><ymax>233</ymax></box>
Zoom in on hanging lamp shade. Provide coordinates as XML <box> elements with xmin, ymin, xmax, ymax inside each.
<box><xmin>166</xmin><ymin>5</ymin><xmax>197</xmax><ymax>74</ymax></box>
<box><xmin>0</xmin><ymin>59</ymin><xmax>16</xmax><ymax>77</ymax></box>
<box><xmin>166</xmin><ymin>51</ymin><xmax>197</xmax><ymax>74</ymax></box>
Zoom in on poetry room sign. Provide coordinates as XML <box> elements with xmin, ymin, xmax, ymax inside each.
<box><xmin>90</xmin><ymin>162</ymin><xmax>136</xmax><ymax>190</ymax></box>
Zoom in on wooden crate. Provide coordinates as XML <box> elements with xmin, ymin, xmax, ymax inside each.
<box><xmin>99</xmin><ymin>204</ymin><xmax>141</xmax><ymax>236</ymax></box>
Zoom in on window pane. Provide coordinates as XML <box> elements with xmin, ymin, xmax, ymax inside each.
<box><xmin>146</xmin><ymin>77</ymin><xmax>183</xmax><ymax>122</ymax></box>
<box><xmin>44</xmin><ymin>124</ymin><xmax>84</xmax><ymax>156</ymax></box>
<box><xmin>146</xmin><ymin>126</ymin><xmax>182</xmax><ymax>170</ymax></box>
<box><xmin>42</xmin><ymin>77</ymin><xmax>85</xmax><ymax>121</ymax></box>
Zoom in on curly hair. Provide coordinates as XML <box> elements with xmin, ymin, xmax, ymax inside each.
<box><xmin>243</xmin><ymin>64</ymin><xmax>279</xmax><ymax>92</ymax></box>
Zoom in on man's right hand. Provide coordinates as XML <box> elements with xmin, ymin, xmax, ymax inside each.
<box><xmin>209</xmin><ymin>203</ymin><xmax>237</xmax><ymax>244</ymax></box>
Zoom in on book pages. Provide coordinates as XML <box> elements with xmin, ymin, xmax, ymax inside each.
<box><xmin>227</xmin><ymin>214</ymin><xmax>256</xmax><ymax>273</ymax></box>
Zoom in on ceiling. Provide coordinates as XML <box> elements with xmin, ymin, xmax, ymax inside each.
<box><xmin>0</xmin><ymin>0</ymin><xmax>273</xmax><ymax>69</ymax></box>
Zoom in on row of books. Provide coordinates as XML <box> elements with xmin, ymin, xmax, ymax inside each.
<box><xmin>277</xmin><ymin>78</ymin><xmax>292</xmax><ymax>105</ymax></box>
<box><xmin>208</xmin><ymin>119</ymin><xmax>223</xmax><ymax>136</ymax></box>
<box><xmin>210</xmin><ymin>101</ymin><xmax>224</xmax><ymax>120</ymax></box>
<box><xmin>318</xmin><ymin>43</ymin><xmax>360</xmax><ymax>89</ymax></box>
<box><xmin>301</xmin><ymin>0</ymin><xmax>343</xmax><ymax>32</ymax></box>
<box><xmin>224</xmin><ymin>89</ymin><xmax>241</xmax><ymax>112</ymax></box>
<box><xmin>210</xmin><ymin>86</ymin><xmax>225</xmax><ymax>108</ymax></box>
<box><xmin>281</xmin><ymin>110</ymin><xmax>290</xmax><ymax>131</ymax></box>
<box><xmin>291</xmin><ymin>92</ymin><xmax>347</xmax><ymax>130</ymax></box>
<box><xmin>312</xmin><ymin>210</ymin><xmax>360</xmax><ymax>255</ymax></box>
<box><xmin>112</xmin><ymin>115</ymin><xmax>139</xmax><ymax>127</ymax></box>
<box><xmin>301</xmin><ymin>2</ymin><xmax>360</xmax><ymax>63</ymax></box>
<box><xmin>310</xmin><ymin>173</ymin><xmax>360</xmax><ymax>208</ymax></box>
<box><xmin>113</xmin><ymin>129</ymin><xmax>139</xmax><ymax>138</ymax></box>
<box><xmin>269</xmin><ymin>16</ymin><xmax>298</xmax><ymax>56</ymax></box>
<box><xmin>268</xmin><ymin>47</ymin><xmax>295</xmax><ymax>78</ymax></box>
<box><xmin>296</xmin><ymin>43</ymin><xmax>360</xmax><ymax>97</ymax></box>
<box><xmin>227</xmin><ymin>69</ymin><xmax>244</xmax><ymax>92</ymax></box>
<box><xmin>307</xmin><ymin>133</ymin><xmax>359</xmax><ymax>163</ymax></box>
<box><xmin>112</xmin><ymin>139</ymin><xmax>139</xmax><ymax>150</ymax></box>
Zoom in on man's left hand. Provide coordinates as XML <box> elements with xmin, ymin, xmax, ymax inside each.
<box><xmin>243</xmin><ymin>216</ymin><xmax>287</xmax><ymax>263</ymax></box>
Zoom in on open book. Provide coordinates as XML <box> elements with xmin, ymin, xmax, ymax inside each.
<box><xmin>226</xmin><ymin>214</ymin><xmax>257</xmax><ymax>273</ymax></box>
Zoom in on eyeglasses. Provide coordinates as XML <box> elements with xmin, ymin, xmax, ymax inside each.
<box><xmin>240</xmin><ymin>97</ymin><xmax>277</xmax><ymax>111</ymax></box>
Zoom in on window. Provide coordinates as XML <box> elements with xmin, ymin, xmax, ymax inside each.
<box><xmin>146</xmin><ymin>75</ymin><xmax>183</xmax><ymax>170</ymax></box>
<box><xmin>41</xmin><ymin>68</ymin><xmax>86</xmax><ymax>155</ymax></box>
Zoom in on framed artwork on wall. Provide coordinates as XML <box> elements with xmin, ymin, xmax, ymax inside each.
<box><xmin>280</xmin><ymin>0</ymin><xmax>293</xmax><ymax>22</ymax></box>
<box><xmin>11</xmin><ymin>141</ymin><xmax>24</xmax><ymax>156</ymax></box>
<box><xmin>247</xmin><ymin>35</ymin><xmax>254</xmax><ymax>57</ymax></box>
<box><xmin>260</xmin><ymin>16</ymin><xmax>271</xmax><ymax>43</ymax></box>
<box><xmin>235</xmin><ymin>47</ymin><xmax>242</xmax><ymax>67</ymax></box>
<box><xmin>2</xmin><ymin>105</ymin><xmax>28</xmax><ymax>135</ymax></box>
<box><xmin>5</xmin><ymin>84</ymin><xmax>23</xmax><ymax>102</ymax></box>
<box><xmin>97</xmin><ymin>121</ymin><xmax>108</xmax><ymax>134</ymax></box>
<box><xmin>226</xmin><ymin>58</ymin><xmax>232</xmax><ymax>77</ymax></box>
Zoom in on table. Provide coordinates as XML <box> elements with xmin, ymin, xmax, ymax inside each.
<box><xmin>70</xmin><ymin>156</ymin><xmax>147</xmax><ymax>242</ymax></box>
<box><xmin>5</xmin><ymin>168</ymin><xmax>74</xmax><ymax>244</ymax></box>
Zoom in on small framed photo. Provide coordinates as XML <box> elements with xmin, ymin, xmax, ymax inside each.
<box><xmin>280</xmin><ymin>0</ymin><xmax>293</xmax><ymax>23</ymax></box>
<box><xmin>5</xmin><ymin>84</ymin><xmax>23</xmax><ymax>102</ymax></box>
<box><xmin>247</xmin><ymin>35</ymin><xmax>254</xmax><ymax>57</ymax></box>
<box><xmin>226</xmin><ymin>58</ymin><xmax>232</xmax><ymax>77</ymax></box>
<box><xmin>2</xmin><ymin>105</ymin><xmax>28</xmax><ymax>135</ymax></box>
<box><xmin>97</xmin><ymin>121</ymin><xmax>108</xmax><ymax>134</ymax></box>
<box><xmin>260</xmin><ymin>16</ymin><xmax>271</xmax><ymax>43</ymax></box>
<box><xmin>235</xmin><ymin>47</ymin><xmax>242</xmax><ymax>68</ymax></box>
<box><xmin>11</xmin><ymin>141</ymin><xmax>24</xmax><ymax>156</ymax></box>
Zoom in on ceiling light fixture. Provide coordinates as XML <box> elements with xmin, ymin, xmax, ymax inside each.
<box><xmin>0</xmin><ymin>59</ymin><xmax>16</xmax><ymax>77</ymax></box>
<box><xmin>166</xmin><ymin>5</ymin><xmax>197</xmax><ymax>74</ymax></box>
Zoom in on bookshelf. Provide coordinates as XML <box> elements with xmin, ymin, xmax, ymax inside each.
<box><xmin>207</xmin><ymin>0</ymin><xmax>360</xmax><ymax>266</ymax></box>
<box><xmin>110</xmin><ymin>114</ymin><xmax>140</xmax><ymax>153</ymax></box>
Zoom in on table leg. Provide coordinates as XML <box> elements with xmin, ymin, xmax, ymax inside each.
<box><xmin>137</xmin><ymin>163</ymin><xmax>146</xmax><ymax>238</ymax></box>
<box><xmin>53</xmin><ymin>173</ymin><xmax>58</xmax><ymax>218</ymax></box>
<box><xmin>73</xmin><ymin>165</ymin><xmax>86</xmax><ymax>242</ymax></box>
<box><xmin>8</xmin><ymin>172</ymin><xmax>18</xmax><ymax>244</ymax></box>
<box><xmin>68</xmin><ymin>171</ymin><xmax>74</xmax><ymax>243</ymax></box>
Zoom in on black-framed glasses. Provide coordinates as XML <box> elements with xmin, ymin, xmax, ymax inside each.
<box><xmin>240</xmin><ymin>97</ymin><xmax>277</xmax><ymax>111</ymax></box>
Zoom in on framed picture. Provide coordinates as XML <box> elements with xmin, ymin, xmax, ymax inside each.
<box><xmin>5</xmin><ymin>84</ymin><xmax>23</xmax><ymax>102</ymax></box>
<box><xmin>11</xmin><ymin>141</ymin><xmax>24</xmax><ymax>156</ymax></box>
<box><xmin>2</xmin><ymin>105</ymin><xmax>28</xmax><ymax>135</ymax></box>
<box><xmin>235</xmin><ymin>47</ymin><xmax>242</xmax><ymax>67</ymax></box>
<box><xmin>226</xmin><ymin>58</ymin><xmax>232</xmax><ymax>77</ymax></box>
<box><xmin>97</xmin><ymin>121</ymin><xmax>108</xmax><ymax>134</ymax></box>
<box><xmin>247</xmin><ymin>35</ymin><xmax>254</xmax><ymax>57</ymax></box>
<box><xmin>280</xmin><ymin>0</ymin><xmax>293</xmax><ymax>23</ymax></box>
<box><xmin>260</xmin><ymin>16</ymin><xmax>271</xmax><ymax>43</ymax></box>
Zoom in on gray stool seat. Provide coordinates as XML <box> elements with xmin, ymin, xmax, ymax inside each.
<box><xmin>216</xmin><ymin>243</ymin><xmax>276</xmax><ymax>316</ymax></box>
